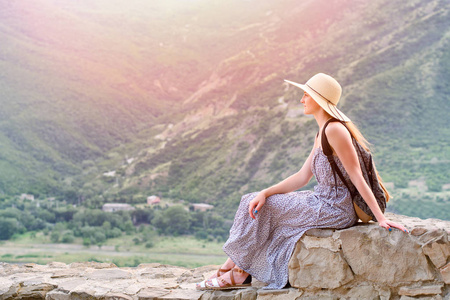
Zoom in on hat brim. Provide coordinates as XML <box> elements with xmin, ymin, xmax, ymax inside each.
<box><xmin>284</xmin><ymin>79</ymin><xmax>351</xmax><ymax>122</ymax></box>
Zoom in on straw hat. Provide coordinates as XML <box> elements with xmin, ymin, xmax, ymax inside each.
<box><xmin>284</xmin><ymin>73</ymin><xmax>350</xmax><ymax>122</ymax></box>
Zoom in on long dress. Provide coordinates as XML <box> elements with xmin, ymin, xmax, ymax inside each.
<box><xmin>222</xmin><ymin>147</ymin><xmax>358</xmax><ymax>289</ymax></box>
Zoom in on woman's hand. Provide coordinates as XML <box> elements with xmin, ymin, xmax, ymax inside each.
<box><xmin>248</xmin><ymin>192</ymin><xmax>267</xmax><ymax>219</ymax></box>
<box><xmin>378</xmin><ymin>219</ymin><xmax>409</xmax><ymax>233</ymax></box>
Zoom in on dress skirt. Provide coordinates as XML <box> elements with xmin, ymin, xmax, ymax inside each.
<box><xmin>222</xmin><ymin>148</ymin><xmax>358</xmax><ymax>289</ymax></box>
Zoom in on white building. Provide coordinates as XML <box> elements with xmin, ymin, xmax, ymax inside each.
<box><xmin>102</xmin><ymin>203</ymin><xmax>135</xmax><ymax>212</ymax></box>
<box><xmin>20</xmin><ymin>194</ymin><xmax>35</xmax><ymax>201</ymax></box>
<box><xmin>191</xmin><ymin>203</ymin><xmax>214</xmax><ymax>212</ymax></box>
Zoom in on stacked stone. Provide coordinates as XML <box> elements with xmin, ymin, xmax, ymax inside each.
<box><xmin>288</xmin><ymin>213</ymin><xmax>449</xmax><ymax>299</ymax></box>
<box><xmin>0</xmin><ymin>213</ymin><xmax>448</xmax><ymax>300</ymax></box>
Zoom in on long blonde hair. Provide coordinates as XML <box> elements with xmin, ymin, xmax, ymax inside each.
<box><xmin>345</xmin><ymin>121</ymin><xmax>391</xmax><ymax>202</ymax></box>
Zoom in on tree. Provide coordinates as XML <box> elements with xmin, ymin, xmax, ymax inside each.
<box><xmin>50</xmin><ymin>231</ymin><xmax>60</xmax><ymax>243</ymax></box>
<box><xmin>62</xmin><ymin>232</ymin><xmax>75</xmax><ymax>243</ymax></box>
<box><xmin>0</xmin><ymin>218</ymin><xmax>19</xmax><ymax>240</ymax></box>
<box><xmin>63</xmin><ymin>189</ymin><xmax>79</xmax><ymax>204</ymax></box>
<box><xmin>195</xmin><ymin>230</ymin><xmax>208</xmax><ymax>240</ymax></box>
<box><xmin>93</xmin><ymin>231</ymin><xmax>106</xmax><ymax>248</ymax></box>
<box><xmin>152</xmin><ymin>205</ymin><xmax>191</xmax><ymax>235</ymax></box>
<box><xmin>123</xmin><ymin>220</ymin><xmax>135</xmax><ymax>235</ymax></box>
<box><xmin>132</xmin><ymin>208</ymin><xmax>154</xmax><ymax>225</ymax></box>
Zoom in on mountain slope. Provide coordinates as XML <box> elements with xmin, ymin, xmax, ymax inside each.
<box><xmin>0</xmin><ymin>0</ymin><xmax>448</xmax><ymax>219</ymax></box>
<box><xmin>96</xmin><ymin>0</ymin><xmax>450</xmax><ymax>219</ymax></box>
<box><xmin>0</xmin><ymin>0</ymin><xmax>209</xmax><ymax>194</ymax></box>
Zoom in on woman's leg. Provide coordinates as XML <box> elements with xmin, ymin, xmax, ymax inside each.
<box><xmin>219</xmin><ymin>257</ymin><xmax>236</xmax><ymax>272</ymax></box>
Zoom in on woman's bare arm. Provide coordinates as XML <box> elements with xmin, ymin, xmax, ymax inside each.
<box><xmin>326</xmin><ymin>122</ymin><xmax>408</xmax><ymax>232</ymax></box>
<box><xmin>262</xmin><ymin>146</ymin><xmax>315</xmax><ymax>196</ymax></box>
<box><xmin>248</xmin><ymin>145</ymin><xmax>315</xmax><ymax>219</ymax></box>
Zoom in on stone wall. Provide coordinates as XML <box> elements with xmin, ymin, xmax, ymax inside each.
<box><xmin>288</xmin><ymin>213</ymin><xmax>449</xmax><ymax>299</ymax></box>
<box><xmin>0</xmin><ymin>213</ymin><xmax>449</xmax><ymax>300</ymax></box>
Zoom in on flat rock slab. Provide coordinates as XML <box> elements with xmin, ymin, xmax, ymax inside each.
<box><xmin>398</xmin><ymin>284</ymin><xmax>444</xmax><ymax>296</ymax></box>
<box><xmin>85</xmin><ymin>269</ymin><xmax>133</xmax><ymax>280</ymax></box>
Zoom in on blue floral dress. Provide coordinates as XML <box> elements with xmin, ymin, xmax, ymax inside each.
<box><xmin>223</xmin><ymin>148</ymin><xmax>358</xmax><ymax>289</ymax></box>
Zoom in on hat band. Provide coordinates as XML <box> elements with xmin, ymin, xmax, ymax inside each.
<box><xmin>306</xmin><ymin>83</ymin><xmax>335</xmax><ymax>105</ymax></box>
<box><xmin>306</xmin><ymin>83</ymin><xmax>347</xmax><ymax>121</ymax></box>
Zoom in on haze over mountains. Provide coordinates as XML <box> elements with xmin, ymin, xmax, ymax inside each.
<box><xmin>0</xmin><ymin>0</ymin><xmax>449</xmax><ymax>219</ymax></box>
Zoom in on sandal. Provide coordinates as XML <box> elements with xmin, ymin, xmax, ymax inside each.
<box><xmin>205</xmin><ymin>268</ymin><xmax>252</xmax><ymax>290</ymax></box>
<box><xmin>196</xmin><ymin>268</ymin><xmax>231</xmax><ymax>290</ymax></box>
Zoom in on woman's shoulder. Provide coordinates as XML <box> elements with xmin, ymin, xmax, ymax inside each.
<box><xmin>324</xmin><ymin>121</ymin><xmax>351</xmax><ymax>138</ymax></box>
<box><xmin>324</xmin><ymin>121</ymin><xmax>352</xmax><ymax>148</ymax></box>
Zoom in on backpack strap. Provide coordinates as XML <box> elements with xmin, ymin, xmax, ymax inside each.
<box><xmin>321</xmin><ymin>118</ymin><xmax>338</xmax><ymax>157</ymax></box>
<box><xmin>321</xmin><ymin>119</ymin><xmax>355</xmax><ymax>198</ymax></box>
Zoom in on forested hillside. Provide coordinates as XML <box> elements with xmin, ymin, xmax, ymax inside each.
<box><xmin>0</xmin><ymin>0</ymin><xmax>449</xmax><ymax>220</ymax></box>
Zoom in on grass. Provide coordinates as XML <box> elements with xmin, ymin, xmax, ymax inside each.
<box><xmin>0</xmin><ymin>252</ymin><xmax>225</xmax><ymax>268</ymax></box>
<box><xmin>0</xmin><ymin>232</ymin><xmax>227</xmax><ymax>268</ymax></box>
<box><xmin>8</xmin><ymin>231</ymin><xmax>50</xmax><ymax>244</ymax></box>
<box><xmin>105</xmin><ymin>235</ymin><xmax>226</xmax><ymax>256</ymax></box>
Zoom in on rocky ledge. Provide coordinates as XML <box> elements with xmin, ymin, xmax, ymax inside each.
<box><xmin>0</xmin><ymin>213</ymin><xmax>449</xmax><ymax>300</ymax></box>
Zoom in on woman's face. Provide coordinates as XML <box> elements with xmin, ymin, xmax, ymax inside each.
<box><xmin>301</xmin><ymin>92</ymin><xmax>321</xmax><ymax>115</ymax></box>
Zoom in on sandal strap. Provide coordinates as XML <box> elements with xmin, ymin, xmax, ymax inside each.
<box><xmin>216</xmin><ymin>268</ymin><xmax>231</xmax><ymax>277</ymax></box>
<box><xmin>230</xmin><ymin>268</ymin><xmax>237</xmax><ymax>286</ymax></box>
<box><xmin>218</xmin><ymin>277</ymin><xmax>231</xmax><ymax>287</ymax></box>
<box><xmin>207</xmin><ymin>278</ymin><xmax>219</xmax><ymax>288</ymax></box>
<box><xmin>207</xmin><ymin>268</ymin><xmax>250</xmax><ymax>289</ymax></box>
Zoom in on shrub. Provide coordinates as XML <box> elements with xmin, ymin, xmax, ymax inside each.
<box><xmin>195</xmin><ymin>230</ymin><xmax>208</xmax><ymax>240</ymax></box>
<box><xmin>50</xmin><ymin>231</ymin><xmax>60</xmax><ymax>243</ymax></box>
<box><xmin>83</xmin><ymin>237</ymin><xmax>91</xmax><ymax>247</ymax></box>
<box><xmin>62</xmin><ymin>232</ymin><xmax>75</xmax><ymax>243</ymax></box>
<box><xmin>0</xmin><ymin>218</ymin><xmax>19</xmax><ymax>240</ymax></box>
<box><xmin>93</xmin><ymin>232</ymin><xmax>106</xmax><ymax>244</ymax></box>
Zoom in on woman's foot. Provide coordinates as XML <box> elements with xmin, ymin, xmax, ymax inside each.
<box><xmin>196</xmin><ymin>259</ymin><xmax>236</xmax><ymax>290</ymax></box>
<box><xmin>205</xmin><ymin>268</ymin><xmax>252</xmax><ymax>290</ymax></box>
<box><xmin>196</xmin><ymin>258</ymin><xmax>236</xmax><ymax>290</ymax></box>
<box><xmin>196</xmin><ymin>267</ymin><xmax>231</xmax><ymax>290</ymax></box>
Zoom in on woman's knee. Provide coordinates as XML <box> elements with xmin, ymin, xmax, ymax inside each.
<box><xmin>240</xmin><ymin>192</ymin><xmax>258</xmax><ymax>205</ymax></box>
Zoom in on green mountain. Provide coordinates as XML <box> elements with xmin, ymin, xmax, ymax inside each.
<box><xmin>0</xmin><ymin>0</ymin><xmax>449</xmax><ymax>219</ymax></box>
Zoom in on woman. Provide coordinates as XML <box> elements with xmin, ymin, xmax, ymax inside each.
<box><xmin>196</xmin><ymin>73</ymin><xmax>408</xmax><ymax>290</ymax></box>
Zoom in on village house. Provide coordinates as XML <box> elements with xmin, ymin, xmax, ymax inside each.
<box><xmin>102</xmin><ymin>203</ymin><xmax>135</xmax><ymax>212</ymax></box>
<box><xmin>191</xmin><ymin>203</ymin><xmax>214</xmax><ymax>212</ymax></box>
<box><xmin>147</xmin><ymin>195</ymin><xmax>161</xmax><ymax>205</ymax></box>
<box><xmin>20</xmin><ymin>194</ymin><xmax>35</xmax><ymax>201</ymax></box>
